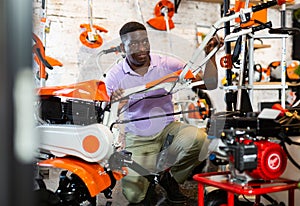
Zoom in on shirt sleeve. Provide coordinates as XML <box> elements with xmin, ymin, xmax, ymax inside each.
<box><xmin>104</xmin><ymin>66</ymin><xmax>119</xmax><ymax>97</ymax></box>
<box><xmin>162</xmin><ymin>55</ymin><xmax>185</xmax><ymax>72</ymax></box>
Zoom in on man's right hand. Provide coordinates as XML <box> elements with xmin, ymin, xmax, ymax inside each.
<box><xmin>111</xmin><ymin>89</ymin><xmax>129</xmax><ymax>114</ymax></box>
<box><xmin>111</xmin><ymin>88</ymin><xmax>125</xmax><ymax>102</ymax></box>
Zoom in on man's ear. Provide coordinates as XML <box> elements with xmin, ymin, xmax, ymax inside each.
<box><xmin>120</xmin><ymin>43</ymin><xmax>125</xmax><ymax>53</ymax></box>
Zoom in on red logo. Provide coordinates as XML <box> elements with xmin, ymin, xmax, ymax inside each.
<box><xmin>268</xmin><ymin>153</ymin><xmax>280</xmax><ymax>170</ymax></box>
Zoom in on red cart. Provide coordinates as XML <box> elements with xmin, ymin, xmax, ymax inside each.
<box><xmin>193</xmin><ymin>171</ymin><xmax>299</xmax><ymax>206</ymax></box>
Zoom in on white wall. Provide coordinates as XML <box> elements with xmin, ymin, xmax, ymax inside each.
<box><xmin>32</xmin><ymin>0</ymin><xmax>222</xmax><ymax>86</ymax></box>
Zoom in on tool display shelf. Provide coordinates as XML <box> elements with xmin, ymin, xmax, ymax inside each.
<box><xmin>193</xmin><ymin>171</ymin><xmax>299</xmax><ymax>206</ymax></box>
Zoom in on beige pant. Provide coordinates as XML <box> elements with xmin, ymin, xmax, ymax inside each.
<box><xmin>121</xmin><ymin>121</ymin><xmax>209</xmax><ymax>203</ymax></box>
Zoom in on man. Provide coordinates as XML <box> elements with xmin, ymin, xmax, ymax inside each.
<box><xmin>104</xmin><ymin>21</ymin><xmax>222</xmax><ymax>205</ymax></box>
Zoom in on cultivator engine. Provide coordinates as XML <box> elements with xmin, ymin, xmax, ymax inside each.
<box><xmin>206</xmin><ymin>109</ymin><xmax>300</xmax><ymax>183</ymax></box>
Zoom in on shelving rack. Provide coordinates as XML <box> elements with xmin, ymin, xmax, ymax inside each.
<box><xmin>248</xmin><ymin>33</ymin><xmax>290</xmax><ymax>108</ymax></box>
<box><xmin>222</xmin><ymin>0</ymin><xmax>295</xmax><ymax>110</ymax></box>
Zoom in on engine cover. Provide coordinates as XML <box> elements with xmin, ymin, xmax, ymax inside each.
<box><xmin>39</xmin><ymin>96</ymin><xmax>104</xmax><ymax>125</ymax></box>
<box><xmin>247</xmin><ymin>140</ymin><xmax>287</xmax><ymax>180</ymax></box>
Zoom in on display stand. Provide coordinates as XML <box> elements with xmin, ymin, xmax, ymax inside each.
<box><xmin>248</xmin><ymin>33</ymin><xmax>289</xmax><ymax>105</ymax></box>
<box><xmin>222</xmin><ymin>0</ymin><xmax>299</xmax><ymax>111</ymax></box>
<box><xmin>193</xmin><ymin>171</ymin><xmax>299</xmax><ymax>206</ymax></box>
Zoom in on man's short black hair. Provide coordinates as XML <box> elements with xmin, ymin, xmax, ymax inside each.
<box><xmin>119</xmin><ymin>21</ymin><xmax>146</xmax><ymax>40</ymax></box>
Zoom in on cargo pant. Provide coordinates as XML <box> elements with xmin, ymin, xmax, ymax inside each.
<box><xmin>121</xmin><ymin>121</ymin><xmax>209</xmax><ymax>204</ymax></box>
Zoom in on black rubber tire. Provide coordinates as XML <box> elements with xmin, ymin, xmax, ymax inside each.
<box><xmin>204</xmin><ymin>189</ymin><xmax>228</xmax><ymax>206</ymax></box>
<box><xmin>204</xmin><ymin>189</ymin><xmax>254</xmax><ymax>206</ymax></box>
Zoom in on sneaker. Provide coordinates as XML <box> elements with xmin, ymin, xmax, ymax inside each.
<box><xmin>158</xmin><ymin>171</ymin><xmax>187</xmax><ymax>204</ymax></box>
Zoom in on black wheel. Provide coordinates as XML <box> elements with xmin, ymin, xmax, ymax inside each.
<box><xmin>56</xmin><ymin>171</ymin><xmax>97</xmax><ymax>206</ymax></box>
<box><xmin>204</xmin><ymin>189</ymin><xmax>254</xmax><ymax>206</ymax></box>
<box><xmin>34</xmin><ymin>178</ymin><xmax>60</xmax><ymax>206</ymax></box>
<box><xmin>204</xmin><ymin>189</ymin><xmax>228</xmax><ymax>206</ymax></box>
<box><xmin>34</xmin><ymin>188</ymin><xmax>61</xmax><ymax>206</ymax></box>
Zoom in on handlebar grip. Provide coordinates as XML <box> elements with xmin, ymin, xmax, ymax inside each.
<box><xmin>252</xmin><ymin>0</ymin><xmax>277</xmax><ymax>12</ymax></box>
<box><xmin>252</xmin><ymin>21</ymin><xmax>272</xmax><ymax>32</ymax></box>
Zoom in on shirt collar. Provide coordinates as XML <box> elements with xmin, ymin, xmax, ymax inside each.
<box><xmin>122</xmin><ymin>54</ymin><xmax>157</xmax><ymax>75</ymax></box>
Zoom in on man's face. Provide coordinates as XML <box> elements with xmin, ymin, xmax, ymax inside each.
<box><xmin>121</xmin><ymin>30</ymin><xmax>150</xmax><ymax>67</ymax></box>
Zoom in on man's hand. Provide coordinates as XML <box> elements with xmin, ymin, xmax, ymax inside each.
<box><xmin>204</xmin><ymin>35</ymin><xmax>224</xmax><ymax>55</ymax></box>
<box><xmin>111</xmin><ymin>88</ymin><xmax>129</xmax><ymax>114</ymax></box>
<box><xmin>111</xmin><ymin>88</ymin><xmax>125</xmax><ymax>102</ymax></box>
<box><xmin>195</xmin><ymin>35</ymin><xmax>224</xmax><ymax>90</ymax></box>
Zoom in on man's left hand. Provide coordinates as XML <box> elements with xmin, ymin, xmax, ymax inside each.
<box><xmin>204</xmin><ymin>35</ymin><xmax>224</xmax><ymax>55</ymax></box>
